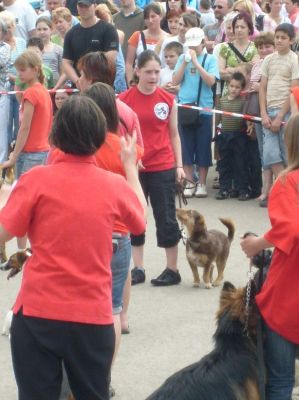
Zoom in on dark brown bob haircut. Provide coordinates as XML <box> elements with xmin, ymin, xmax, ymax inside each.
<box><xmin>232</xmin><ymin>11</ymin><xmax>254</xmax><ymax>36</ymax></box>
<box><xmin>50</xmin><ymin>96</ymin><xmax>107</xmax><ymax>155</ymax></box>
<box><xmin>77</xmin><ymin>51</ymin><xmax>116</xmax><ymax>86</ymax></box>
<box><xmin>84</xmin><ymin>82</ymin><xmax>119</xmax><ymax>134</ymax></box>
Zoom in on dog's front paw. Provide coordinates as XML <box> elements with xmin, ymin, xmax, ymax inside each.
<box><xmin>204</xmin><ymin>283</ymin><xmax>212</xmax><ymax>289</ymax></box>
<box><xmin>212</xmin><ymin>280</ymin><xmax>222</xmax><ymax>287</ymax></box>
<box><xmin>193</xmin><ymin>282</ymin><xmax>200</xmax><ymax>288</ymax></box>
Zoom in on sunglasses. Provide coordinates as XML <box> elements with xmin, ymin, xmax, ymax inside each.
<box><xmin>213</xmin><ymin>4</ymin><xmax>223</xmax><ymax>9</ymax></box>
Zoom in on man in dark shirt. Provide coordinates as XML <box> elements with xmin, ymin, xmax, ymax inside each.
<box><xmin>62</xmin><ymin>0</ymin><xmax>119</xmax><ymax>87</ymax></box>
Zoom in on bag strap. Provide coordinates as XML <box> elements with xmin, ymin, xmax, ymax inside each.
<box><xmin>227</xmin><ymin>42</ymin><xmax>247</xmax><ymax>63</ymax></box>
<box><xmin>196</xmin><ymin>53</ymin><xmax>208</xmax><ymax>106</ymax></box>
<box><xmin>140</xmin><ymin>31</ymin><xmax>147</xmax><ymax>51</ymax></box>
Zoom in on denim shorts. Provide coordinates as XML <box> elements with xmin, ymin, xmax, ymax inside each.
<box><xmin>262</xmin><ymin>108</ymin><xmax>288</xmax><ymax>168</ymax></box>
<box><xmin>179</xmin><ymin>114</ymin><xmax>213</xmax><ymax>167</ymax></box>
<box><xmin>111</xmin><ymin>234</ymin><xmax>131</xmax><ymax>315</ymax></box>
<box><xmin>16</xmin><ymin>151</ymin><xmax>48</xmax><ymax>179</ymax></box>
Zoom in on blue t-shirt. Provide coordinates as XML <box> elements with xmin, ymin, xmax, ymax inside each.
<box><xmin>174</xmin><ymin>52</ymin><xmax>219</xmax><ymax>114</ymax></box>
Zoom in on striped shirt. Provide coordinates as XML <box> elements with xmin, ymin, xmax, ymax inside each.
<box><xmin>219</xmin><ymin>96</ymin><xmax>245</xmax><ymax>133</ymax></box>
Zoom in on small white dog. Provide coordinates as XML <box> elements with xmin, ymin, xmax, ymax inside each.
<box><xmin>1</xmin><ymin>310</ymin><xmax>13</xmax><ymax>337</ymax></box>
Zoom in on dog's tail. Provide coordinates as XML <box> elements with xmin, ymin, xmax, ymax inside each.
<box><xmin>219</xmin><ymin>218</ymin><xmax>235</xmax><ymax>242</ymax></box>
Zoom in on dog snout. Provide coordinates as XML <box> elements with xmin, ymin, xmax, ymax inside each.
<box><xmin>0</xmin><ymin>261</ymin><xmax>12</xmax><ymax>271</ymax></box>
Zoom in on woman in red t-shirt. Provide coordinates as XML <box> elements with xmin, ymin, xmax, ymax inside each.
<box><xmin>119</xmin><ymin>49</ymin><xmax>185</xmax><ymax>287</ymax></box>
<box><xmin>241</xmin><ymin>114</ymin><xmax>299</xmax><ymax>399</ymax></box>
<box><xmin>0</xmin><ymin>96</ymin><xmax>146</xmax><ymax>400</ymax></box>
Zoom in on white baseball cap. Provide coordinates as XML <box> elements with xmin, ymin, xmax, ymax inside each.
<box><xmin>184</xmin><ymin>28</ymin><xmax>205</xmax><ymax>47</ymax></box>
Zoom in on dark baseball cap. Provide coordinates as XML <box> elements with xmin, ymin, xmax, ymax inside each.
<box><xmin>77</xmin><ymin>0</ymin><xmax>96</xmax><ymax>5</ymax></box>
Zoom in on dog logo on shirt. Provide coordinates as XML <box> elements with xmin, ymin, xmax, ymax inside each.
<box><xmin>154</xmin><ymin>103</ymin><xmax>169</xmax><ymax>120</ymax></box>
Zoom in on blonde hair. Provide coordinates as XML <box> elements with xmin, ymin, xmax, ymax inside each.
<box><xmin>52</xmin><ymin>7</ymin><xmax>72</xmax><ymax>24</ymax></box>
<box><xmin>233</xmin><ymin>0</ymin><xmax>255</xmax><ymax>23</ymax></box>
<box><xmin>14</xmin><ymin>50</ymin><xmax>45</xmax><ymax>85</ymax></box>
<box><xmin>95</xmin><ymin>4</ymin><xmax>112</xmax><ymax>23</ymax></box>
<box><xmin>0</xmin><ymin>10</ymin><xmax>16</xmax><ymax>28</ymax></box>
<box><xmin>282</xmin><ymin>113</ymin><xmax>299</xmax><ymax>175</ymax></box>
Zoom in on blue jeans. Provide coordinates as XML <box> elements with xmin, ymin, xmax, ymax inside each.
<box><xmin>111</xmin><ymin>235</ymin><xmax>131</xmax><ymax>315</ymax></box>
<box><xmin>16</xmin><ymin>151</ymin><xmax>48</xmax><ymax>179</ymax></box>
<box><xmin>264</xmin><ymin>323</ymin><xmax>297</xmax><ymax>400</ymax></box>
<box><xmin>7</xmin><ymin>93</ymin><xmax>20</xmax><ymax>145</ymax></box>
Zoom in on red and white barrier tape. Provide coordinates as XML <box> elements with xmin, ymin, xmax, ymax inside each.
<box><xmin>0</xmin><ymin>88</ymin><xmax>79</xmax><ymax>95</ymax></box>
<box><xmin>177</xmin><ymin>103</ymin><xmax>262</xmax><ymax>123</ymax></box>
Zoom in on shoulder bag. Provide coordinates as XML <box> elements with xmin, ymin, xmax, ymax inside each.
<box><xmin>178</xmin><ymin>54</ymin><xmax>207</xmax><ymax>127</ymax></box>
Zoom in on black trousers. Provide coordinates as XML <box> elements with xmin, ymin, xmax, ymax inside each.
<box><xmin>131</xmin><ymin>169</ymin><xmax>181</xmax><ymax>248</ymax></box>
<box><xmin>247</xmin><ymin>138</ymin><xmax>262</xmax><ymax>197</ymax></box>
<box><xmin>11</xmin><ymin>310</ymin><xmax>115</xmax><ymax>400</ymax></box>
<box><xmin>217</xmin><ymin>132</ymin><xmax>249</xmax><ymax>193</ymax></box>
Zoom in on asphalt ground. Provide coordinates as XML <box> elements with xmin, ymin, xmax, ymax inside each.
<box><xmin>0</xmin><ymin>172</ymin><xmax>298</xmax><ymax>399</ymax></box>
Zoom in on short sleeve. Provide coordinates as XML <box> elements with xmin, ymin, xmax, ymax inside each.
<box><xmin>264</xmin><ymin>175</ymin><xmax>299</xmax><ymax>255</ymax></box>
<box><xmin>102</xmin><ymin>23</ymin><xmax>119</xmax><ymax>52</ymax></box>
<box><xmin>291</xmin><ymin>55</ymin><xmax>299</xmax><ymax>80</ymax></box>
<box><xmin>62</xmin><ymin>29</ymin><xmax>74</xmax><ymax>61</ymax></box>
<box><xmin>173</xmin><ymin>54</ymin><xmax>184</xmax><ymax>74</ymax></box>
<box><xmin>23</xmin><ymin>86</ymin><xmax>38</xmax><ymax>106</ymax></box>
<box><xmin>0</xmin><ymin>173</ymin><xmax>37</xmax><ymax>237</ymax></box>
<box><xmin>206</xmin><ymin>54</ymin><xmax>220</xmax><ymax>79</ymax></box>
<box><xmin>128</xmin><ymin>31</ymin><xmax>140</xmax><ymax>48</ymax></box>
<box><xmin>261</xmin><ymin>55</ymin><xmax>270</xmax><ymax>78</ymax></box>
<box><xmin>219</xmin><ymin>43</ymin><xmax>229</xmax><ymax>60</ymax></box>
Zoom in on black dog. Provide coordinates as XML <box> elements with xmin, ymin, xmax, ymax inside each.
<box><xmin>146</xmin><ymin>282</ymin><xmax>260</xmax><ymax>400</ymax></box>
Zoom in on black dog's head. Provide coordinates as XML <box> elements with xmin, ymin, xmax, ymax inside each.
<box><xmin>216</xmin><ymin>281</ymin><xmax>258</xmax><ymax>337</ymax></box>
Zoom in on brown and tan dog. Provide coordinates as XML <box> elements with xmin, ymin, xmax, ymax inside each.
<box><xmin>0</xmin><ymin>249</ymin><xmax>32</xmax><ymax>279</ymax></box>
<box><xmin>176</xmin><ymin>209</ymin><xmax>235</xmax><ymax>288</ymax></box>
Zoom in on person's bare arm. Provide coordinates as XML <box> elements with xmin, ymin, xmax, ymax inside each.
<box><xmin>0</xmin><ymin>225</ymin><xmax>13</xmax><ymax>245</ymax></box>
<box><xmin>125</xmin><ymin>45</ymin><xmax>137</xmax><ymax>85</ymax></box>
<box><xmin>241</xmin><ymin>235</ymin><xmax>274</xmax><ymax>258</ymax></box>
<box><xmin>172</xmin><ymin>60</ymin><xmax>187</xmax><ymax>86</ymax></box>
<box><xmin>259</xmin><ymin>76</ymin><xmax>271</xmax><ymax>129</ymax></box>
<box><xmin>62</xmin><ymin>58</ymin><xmax>80</xmax><ymax>87</ymax></box>
<box><xmin>189</xmin><ymin>50</ymin><xmax>215</xmax><ymax>87</ymax></box>
<box><xmin>169</xmin><ymin>101</ymin><xmax>185</xmax><ymax>182</ymax></box>
<box><xmin>1</xmin><ymin>101</ymin><xmax>34</xmax><ymax>168</ymax></box>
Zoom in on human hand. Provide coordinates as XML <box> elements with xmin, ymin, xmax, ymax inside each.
<box><xmin>176</xmin><ymin>166</ymin><xmax>185</xmax><ymax>182</ymax></box>
<box><xmin>0</xmin><ymin>158</ymin><xmax>15</xmax><ymax>170</ymax></box>
<box><xmin>270</xmin><ymin>116</ymin><xmax>282</xmax><ymax>133</ymax></box>
<box><xmin>120</xmin><ymin>131</ymin><xmax>137</xmax><ymax>168</ymax></box>
<box><xmin>188</xmin><ymin>49</ymin><xmax>197</xmax><ymax>64</ymax></box>
<box><xmin>240</xmin><ymin>235</ymin><xmax>262</xmax><ymax>258</ymax></box>
<box><xmin>261</xmin><ymin>114</ymin><xmax>271</xmax><ymax>129</ymax></box>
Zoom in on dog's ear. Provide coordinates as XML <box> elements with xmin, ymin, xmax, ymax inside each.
<box><xmin>222</xmin><ymin>281</ymin><xmax>236</xmax><ymax>292</ymax></box>
<box><xmin>17</xmin><ymin>251</ymin><xmax>30</xmax><ymax>265</ymax></box>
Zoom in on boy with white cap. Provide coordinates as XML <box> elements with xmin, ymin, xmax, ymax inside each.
<box><xmin>173</xmin><ymin>27</ymin><xmax>219</xmax><ymax>198</ymax></box>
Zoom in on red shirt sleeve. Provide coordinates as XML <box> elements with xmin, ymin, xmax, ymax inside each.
<box><xmin>264</xmin><ymin>174</ymin><xmax>299</xmax><ymax>255</ymax></box>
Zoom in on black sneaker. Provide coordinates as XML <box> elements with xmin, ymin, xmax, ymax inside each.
<box><xmin>229</xmin><ymin>189</ymin><xmax>239</xmax><ymax>198</ymax></box>
<box><xmin>215</xmin><ymin>190</ymin><xmax>229</xmax><ymax>200</ymax></box>
<box><xmin>131</xmin><ymin>267</ymin><xmax>145</xmax><ymax>285</ymax></box>
<box><xmin>238</xmin><ymin>192</ymin><xmax>250</xmax><ymax>201</ymax></box>
<box><xmin>151</xmin><ymin>268</ymin><xmax>181</xmax><ymax>286</ymax></box>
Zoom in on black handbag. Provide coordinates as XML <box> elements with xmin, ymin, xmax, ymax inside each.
<box><xmin>178</xmin><ymin>54</ymin><xmax>207</xmax><ymax>127</ymax></box>
<box><xmin>243</xmin><ymin>91</ymin><xmax>260</xmax><ymax>117</ymax></box>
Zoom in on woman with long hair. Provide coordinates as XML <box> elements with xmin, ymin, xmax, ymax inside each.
<box><xmin>125</xmin><ymin>2</ymin><xmax>168</xmax><ymax>84</ymax></box>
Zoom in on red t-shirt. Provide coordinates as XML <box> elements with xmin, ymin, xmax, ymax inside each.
<box><xmin>291</xmin><ymin>86</ymin><xmax>299</xmax><ymax>108</ymax></box>
<box><xmin>119</xmin><ymin>86</ymin><xmax>175</xmax><ymax>172</ymax></box>
<box><xmin>21</xmin><ymin>83</ymin><xmax>53</xmax><ymax>152</ymax></box>
<box><xmin>0</xmin><ymin>153</ymin><xmax>145</xmax><ymax>325</ymax></box>
<box><xmin>256</xmin><ymin>170</ymin><xmax>299</xmax><ymax>344</ymax></box>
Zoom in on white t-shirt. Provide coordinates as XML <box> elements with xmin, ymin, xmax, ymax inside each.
<box><xmin>159</xmin><ymin>66</ymin><xmax>174</xmax><ymax>86</ymax></box>
<box><xmin>4</xmin><ymin>0</ymin><xmax>37</xmax><ymax>40</ymax></box>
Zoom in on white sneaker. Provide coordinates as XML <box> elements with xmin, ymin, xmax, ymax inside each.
<box><xmin>183</xmin><ymin>182</ymin><xmax>195</xmax><ymax>198</ymax></box>
<box><xmin>195</xmin><ymin>183</ymin><xmax>208</xmax><ymax>198</ymax></box>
